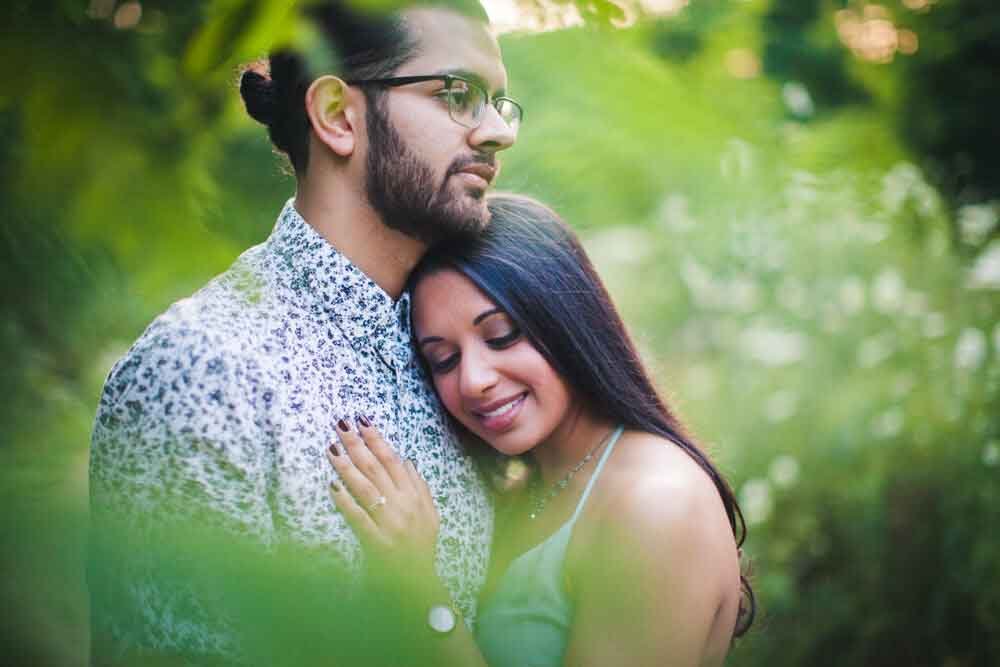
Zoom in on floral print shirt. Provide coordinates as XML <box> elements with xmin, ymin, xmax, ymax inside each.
<box><xmin>89</xmin><ymin>200</ymin><xmax>492</xmax><ymax>660</ymax></box>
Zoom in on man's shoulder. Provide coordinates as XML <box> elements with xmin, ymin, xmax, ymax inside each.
<box><xmin>98</xmin><ymin>250</ymin><xmax>281</xmax><ymax>413</ymax></box>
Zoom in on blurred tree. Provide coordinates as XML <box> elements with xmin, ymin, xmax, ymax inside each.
<box><xmin>896</xmin><ymin>0</ymin><xmax>1000</xmax><ymax>212</ymax></box>
<box><xmin>755</xmin><ymin>0</ymin><xmax>1000</xmax><ymax>233</ymax></box>
<box><xmin>761</xmin><ymin>0</ymin><xmax>871</xmax><ymax>110</ymax></box>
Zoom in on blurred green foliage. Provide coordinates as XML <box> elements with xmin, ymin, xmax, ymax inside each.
<box><xmin>1</xmin><ymin>0</ymin><xmax>997</xmax><ymax>665</ymax></box>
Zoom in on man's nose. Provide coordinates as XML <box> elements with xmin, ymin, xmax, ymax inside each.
<box><xmin>469</xmin><ymin>106</ymin><xmax>517</xmax><ymax>154</ymax></box>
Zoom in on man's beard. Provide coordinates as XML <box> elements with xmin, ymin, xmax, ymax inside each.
<box><xmin>364</xmin><ymin>100</ymin><xmax>491</xmax><ymax>245</ymax></box>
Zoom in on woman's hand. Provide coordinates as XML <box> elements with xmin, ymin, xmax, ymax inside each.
<box><xmin>326</xmin><ymin>417</ymin><xmax>440</xmax><ymax>580</ymax></box>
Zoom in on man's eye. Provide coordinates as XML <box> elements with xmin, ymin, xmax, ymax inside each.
<box><xmin>444</xmin><ymin>89</ymin><xmax>470</xmax><ymax>106</ymax></box>
<box><xmin>486</xmin><ymin>330</ymin><xmax>521</xmax><ymax>349</ymax></box>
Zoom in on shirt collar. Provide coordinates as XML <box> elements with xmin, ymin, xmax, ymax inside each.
<box><xmin>266</xmin><ymin>199</ymin><xmax>414</xmax><ymax>369</ymax></box>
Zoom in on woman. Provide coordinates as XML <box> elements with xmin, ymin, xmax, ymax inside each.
<box><xmin>326</xmin><ymin>194</ymin><xmax>754</xmax><ymax>666</ymax></box>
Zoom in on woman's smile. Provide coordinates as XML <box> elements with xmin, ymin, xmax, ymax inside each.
<box><xmin>470</xmin><ymin>391</ymin><xmax>528</xmax><ymax>432</ymax></box>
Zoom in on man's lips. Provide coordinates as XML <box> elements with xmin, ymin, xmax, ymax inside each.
<box><xmin>454</xmin><ymin>163</ymin><xmax>496</xmax><ymax>186</ymax></box>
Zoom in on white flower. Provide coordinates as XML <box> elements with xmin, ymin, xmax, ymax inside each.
<box><xmin>880</xmin><ymin>162</ymin><xmax>940</xmax><ymax>218</ymax></box>
<box><xmin>873</xmin><ymin>268</ymin><xmax>905</xmax><ymax>313</ymax></box>
<box><xmin>892</xmin><ymin>373</ymin><xmax>916</xmax><ymax>398</ymax></box>
<box><xmin>872</xmin><ymin>407</ymin><xmax>905</xmax><ymax>439</ymax></box>
<box><xmin>720</xmin><ymin>138</ymin><xmax>754</xmax><ymax>181</ymax></box>
<box><xmin>680</xmin><ymin>256</ymin><xmax>718</xmax><ymax>309</ymax></box>
<box><xmin>958</xmin><ymin>203</ymin><xmax>997</xmax><ymax>246</ymax></box>
<box><xmin>740</xmin><ymin>323</ymin><xmax>808</xmax><ymax>366</ymax></box>
<box><xmin>739</xmin><ymin>478</ymin><xmax>773</xmax><ymax>525</ymax></box>
<box><xmin>782</xmin><ymin>82</ymin><xmax>815</xmax><ymax>117</ymax></box>
<box><xmin>685</xmin><ymin>364</ymin><xmax>716</xmax><ymax>400</ymax></box>
<box><xmin>839</xmin><ymin>276</ymin><xmax>866</xmax><ymax>315</ymax></box>
<box><xmin>821</xmin><ymin>303</ymin><xmax>846</xmax><ymax>333</ymax></box>
<box><xmin>857</xmin><ymin>334</ymin><xmax>895</xmax><ymax>368</ymax></box>
<box><xmin>859</xmin><ymin>222</ymin><xmax>890</xmax><ymax>245</ymax></box>
<box><xmin>954</xmin><ymin>328</ymin><xmax>987</xmax><ymax>371</ymax></box>
<box><xmin>966</xmin><ymin>241</ymin><xmax>1000</xmax><ymax>289</ymax></box>
<box><xmin>727</xmin><ymin>275</ymin><xmax>760</xmax><ymax>312</ymax></box>
<box><xmin>584</xmin><ymin>226</ymin><xmax>655</xmax><ymax>266</ymax></box>
<box><xmin>903</xmin><ymin>290</ymin><xmax>928</xmax><ymax>318</ymax></box>
<box><xmin>777</xmin><ymin>277</ymin><xmax>810</xmax><ymax>316</ymax></box>
<box><xmin>658</xmin><ymin>193</ymin><xmax>696</xmax><ymax>233</ymax></box>
<box><xmin>923</xmin><ymin>312</ymin><xmax>947</xmax><ymax>339</ymax></box>
<box><xmin>983</xmin><ymin>441</ymin><xmax>1000</xmax><ymax>467</ymax></box>
<box><xmin>765</xmin><ymin>390</ymin><xmax>799</xmax><ymax>423</ymax></box>
<box><xmin>769</xmin><ymin>455</ymin><xmax>800</xmax><ymax>488</ymax></box>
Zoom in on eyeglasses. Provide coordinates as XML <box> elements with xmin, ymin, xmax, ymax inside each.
<box><xmin>346</xmin><ymin>74</ymin><xmax>523</xmax><ymax>133</ymax></box>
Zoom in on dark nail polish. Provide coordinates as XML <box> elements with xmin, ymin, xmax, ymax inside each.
<box><xmin>358</xmin><ymin>414</ymin><xmax>371</xmax><ymax>428</ymax></box>
<box><xmin>331</xmin><ymin>481</ymin><xmax>342</xmax><ymax>492</ymax></box>
<box><xmin>329</xmin><ymin>443</ymin><xmax>341</xmax><ymax>456</ymax></box>
<box><xmin>337</xmin><ymin>419</ymin><xmax>349</xmax><ymax>432</ymax></box>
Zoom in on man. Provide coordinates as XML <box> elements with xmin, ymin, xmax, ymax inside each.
<box><xmin>89</xmin><ymin>1</ymin><xmax>519</xmax><ymax>662</ymax></box>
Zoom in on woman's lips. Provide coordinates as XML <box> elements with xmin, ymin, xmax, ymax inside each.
<box><xmin>472</xmin><ymin>392</ymin><xmax>527</xmax><ymax>433</ymax></box>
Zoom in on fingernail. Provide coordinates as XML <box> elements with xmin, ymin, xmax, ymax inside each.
<box><xmin>407</xmin><ymin>457</ymin><xmax>417</xmax><ymax>469</ymax></box>
<box><xmin>329</xmin><ymin>443</ymin><xmax>341</xmax><ymax>456</ymax></box>
<box><xmin>331</xmin><ymin>481</ymin><xmax>342</xmax><ymax>492</ymax></box>
<box><xmin>358</xmin><ymin>414</ymin><xmax>371</xmax><ymax>428</ymax></box>
<box><xmin>337</xmin><ymin>419</ymin><xmax>350</xmax><ymax>432</ymax></box>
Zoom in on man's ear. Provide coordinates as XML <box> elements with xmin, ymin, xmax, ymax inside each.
<box><xmin>305</xmin><ymin>75</ymin><xmax>359</xmax><ymax>157</ymax></box>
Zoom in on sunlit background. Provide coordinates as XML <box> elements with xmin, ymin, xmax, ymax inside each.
<box><xmin>2</xmin><ymin>0</ymin><xmax>998</xmax><ymax>665</ymax></box>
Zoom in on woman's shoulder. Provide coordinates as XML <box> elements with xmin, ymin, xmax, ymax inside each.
<box><xmin>579</xmin><ymin>429</ymin><xmax>735</xmax><ymax>561</ymax></box>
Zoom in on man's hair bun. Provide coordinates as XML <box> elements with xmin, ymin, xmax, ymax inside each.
<box><xmin>239</xmin><ymin>67</ymin><xmax>276</xmax><ymax>127</ymax></box>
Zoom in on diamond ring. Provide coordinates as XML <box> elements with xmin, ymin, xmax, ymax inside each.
<box><xmin>366</xmin><ymin>495</ymin><xmax>387</xmax><ymax>513</ymax></box>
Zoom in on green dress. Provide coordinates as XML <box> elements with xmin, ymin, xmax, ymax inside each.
<box><xmin>475</xmin><ymin>425</ymin><xmax>625</xmax><ymax>667</ymax></box>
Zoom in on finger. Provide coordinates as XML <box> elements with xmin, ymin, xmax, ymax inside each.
<box><xmin>335</xmin><ymin>419</ymin><xmax>396</xmax><ymax>495</ymax></box>
<box><xmin>356</xmin><ymin>416</ymin><xmax>412</xmax><ymax>492</ymax></box>
<box><xmin>327</xmin><ymin>444</ymin><xmax>388</xmax><ymax>513</ymax></box>
<box><xmin>329</xmin><ymin>480</ymin><xmax>387</xmax><ymax>547</ymax></box>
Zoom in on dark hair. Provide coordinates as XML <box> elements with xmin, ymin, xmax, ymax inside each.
<box><xmin>409</xmin><ymin>193</ymin><xmax>756</xmax><ymax>637</ymax></box>
<box><xmin>238</xmin><ymin>1</ymin><xmax>488</xmax><ymax>173</ymax></box>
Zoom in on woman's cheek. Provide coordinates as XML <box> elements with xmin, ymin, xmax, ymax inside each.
<box><xmin>434</xmin><ymin>376</ymin><xmax>464</xmax><ymax>425</ymax></box>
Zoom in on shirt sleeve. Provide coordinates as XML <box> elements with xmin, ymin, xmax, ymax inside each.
<box><xmin>88</xmin><ymin>321</ymin><xmax>274</xmax><ymax>662</ymax></box>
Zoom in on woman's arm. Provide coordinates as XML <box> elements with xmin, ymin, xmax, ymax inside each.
<box><xmin>563</xmin><ymin>464</ymin><xmax>741</xmax><ymax>667</ymax></box>
<box><xmin>326</xmin><ymin>419</ymin><xmax>491</xmax><ymax>667</ymax></box>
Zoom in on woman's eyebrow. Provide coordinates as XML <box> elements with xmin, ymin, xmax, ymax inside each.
<box><xmin>473</xmin><ymin>308</ymin><xmax>504</xmax><ymax>326</ymax></box>
<box><xmin>417</xmin><ymin>335</ymin><xmax>443</xmax><ymax>348</ymax></box>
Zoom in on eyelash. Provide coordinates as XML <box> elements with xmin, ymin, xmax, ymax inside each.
<box><xmin>487</xmin><ymin>329</ymin><xmax>521</xmax><ymax>349</ymax></box>
<box><xmin>429</xmin><ymin>328</ymin><xmax>522</xmax><ymax>375</ymax></box>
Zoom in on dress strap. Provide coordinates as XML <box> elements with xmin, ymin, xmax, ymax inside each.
<box><xmin>568</xmin><ymin>424</ymin><xmax>625</xmax><ymax>525</ymax></box>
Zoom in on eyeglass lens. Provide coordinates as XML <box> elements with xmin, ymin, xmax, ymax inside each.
<box><xmin>447</xmin><ymin>79</ymin><xmax>520</xmax><ymax>131</ymax></box>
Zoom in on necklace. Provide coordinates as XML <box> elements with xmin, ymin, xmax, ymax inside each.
<box><xmin>528</xmin><ymin>427</ymin><xmax>616</xmax><ymax>521</ymax></box>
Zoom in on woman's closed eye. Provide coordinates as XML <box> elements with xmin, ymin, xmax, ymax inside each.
<box><xmin>485</xmin><ymin>328</ymin><xmax>521</xmax><ymax>349</ymax></box>
<box><xmin>428</xmin><ymin>353</ymin><xmax>459</xmax><ymax>374</ymax></box>
<box><xmin>425</xmin><ymin>329</ymin><xmax>522</xmax><ymax>375</ymax></box>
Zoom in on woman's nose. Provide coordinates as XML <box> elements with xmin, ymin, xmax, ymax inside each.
<box><xmin>460</xmin><ymin>350</ymin><xmax>500</xmax><ymax>396</ymax></box>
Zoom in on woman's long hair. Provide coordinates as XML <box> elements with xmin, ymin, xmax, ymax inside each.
<box><xmin>409</xmin><ymin>193</ymin><xmax>755</xmax><ymax>636</ymax></box>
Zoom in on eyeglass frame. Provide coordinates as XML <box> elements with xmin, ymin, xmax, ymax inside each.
<box><xmin>345</xmin><ymin>74</ymin><xmax>523</xmax><ymax>131</ymax></box>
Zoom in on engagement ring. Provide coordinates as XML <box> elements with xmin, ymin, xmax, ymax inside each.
<box><xmin>367</xmin><ymin>496</ymin><xmax>387</xmax><ymax>513</ymax></box>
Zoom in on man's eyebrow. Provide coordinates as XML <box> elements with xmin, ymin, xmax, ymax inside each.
<box><xmin>473</xmin><ymin>307</ymin><xmax>505</xmax><ymax>326</ymax></box>
<box><xmin>435</xmin><ymin>68</ymin><xmax>507</xmax><ymax>96</ymax></box>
